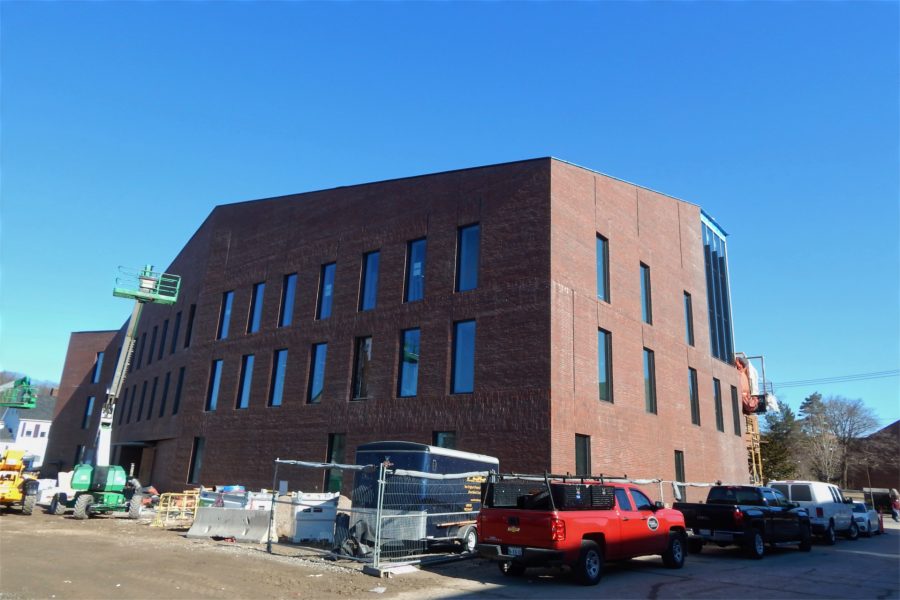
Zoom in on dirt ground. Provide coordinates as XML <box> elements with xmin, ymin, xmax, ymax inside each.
<box><xmin>0</xmin><ymin>509</ymin><xmax>467</xmax><ymax>599</ymax></box>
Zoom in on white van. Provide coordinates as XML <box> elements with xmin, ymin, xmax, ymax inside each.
<box><xmin>768</xmin><ymin>480</ymin><xmax>857</xmax><ymax>544</ymax></box>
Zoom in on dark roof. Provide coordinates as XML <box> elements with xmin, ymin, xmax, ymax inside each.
<box><xmin>0</xmin><ymin>428</ymin><xmax>13</xmax><ymax>443</ymax></box>
<box><xmin>16</xmin><ymin>394</ymin><xmax>57</xmax><ymax>421</ymax></box>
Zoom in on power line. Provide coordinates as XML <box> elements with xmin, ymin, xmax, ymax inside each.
<box><xmin>772</xmin><ymin>369</ymin><xmax>900</xmax><ymax>389</ymax></box>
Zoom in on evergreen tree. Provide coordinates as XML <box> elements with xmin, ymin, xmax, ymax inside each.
<box><xmin>761</xmin><ymin>403</ymin><xmax>802</xmax><ymax>481</ymax></box>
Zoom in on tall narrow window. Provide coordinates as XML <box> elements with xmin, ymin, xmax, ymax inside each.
<box><xmin>324</xmin><ymin>433</ymin><xmax>346</xmax><ymax>493</ymax></box>
<box><xmin>147</xmin><ymin>376</ymin><xmax>158</xmax><ymax>420</ymax></box>
<box><xmin>714</xmin><ymin>378</ymin><xmax>724</xmax><ymax>432</ymax></box>
<box><xmin>279</xmin><ymin>273</ymin><xmax>297</xmax><ymax>327</ymax></box>
<box><xmin>81</xmin><ymin>396</ymin><xmax>95</xmax><ymax>429</ymax></box>
<box><xmin>731</xmin><ymin>385</ymin><xmax>742</xmax><ymax>436</ymax></box>
<box><xmin>127</xmin><ymin>385</ymin><xmax>136</xmax><ymax>422</ymax></box>
<box><xmin>575</xmin><ymin>434</ymin><xmax>591</xmax><ymax>476</ymax></box>
<box><xmin>137</xmin><ymin>381</ymin><xmax>148</xmax><ymax>422</ymax></box>
<box><xmin>596</xmin><ymin>234</ymin><xmax>610</xmax><ymax>302</ymax></box>
<box><xmin>351</xmin><ymin>337</ymin><xmax>373</xmax><ymax>400</ymax></box>
<box><xmin>136</xmin><ymin>333</ymin><xmax>147</xmax><ymax>370</ymax></box>
<box><xmin>398</xmin><ymin>328</ymin><xmax>420</xmax><ymax>398</ymax></box>
<box><xmin>307</xmin><ymin>344</ymin><xmax>328</xmax><ymax>403</ymax></box>
<box><xmin>158</xmin><ymin>319</ymin><xmax>169</xmax><ymax>361</ymax></box>
<box><xmin>640</xmin><ymin>263</ymin><xmax>653</xmax><ymax>324</ymax></box>
<box><xmin>172</xmin><ymin>367</ymin><xmax>185</xmax><ymax>415</ymax></box>
<box><xmin>359</xmin><ymin>251</ymin><xmax>380</xmax><ymax>311</ymax></box>
<box><xmin>147</xmin><ymin>325</ymin><xmax>158</xmax><ymax>365</ymax></box>
<box><xmin>598</xmin><ymin>328</ymin><xmax>613</xmax><ymax>402</ymax></box>
<box><xmin>184</xmin><ymin>304</ymin><xmax>196</xmax><ymax>348</ymax></box>
<box><xmin>159</xmin><ymin>372</ymin><xmax>171</xmax><ymax>417</ymax></box>
<box><xmin>248</xmin><ymin>282</ymin><xmax>265</xmax><ymax>333</ymax></box>
<box><xmin>405</xmin><ymin>238</ymin><xmax>426</xmax><ymax>302</ymax></box>
<box><xmin>703</xmin><ymin>219</ymin><xmax>735</xmax><ymax>363</ymax></box>
<box><xmin>455</xmin><ymin>224</ymin><xmax>480</xmax><ymax>292</ymax></box>
<box><xmin>237</xmin><ymin>354</ymin><xmax>255</xmax><ymax>409</ymax></box>
<box><xmin>643</xmin><ymin>348</ymin><xmax>657</xmax><ymax>414</ymax></box>
<box><xmin>217</xmin><ymin>291</ymin><xmax>234</xmax><ymax>340</ymax></box>
<box><xmin>118</xmin><ymin>388</ymin><xmax>130</xmax><ymax>425</ymax></box>
<box><xmin>689</xmin><ymin>368</ymin><xmax>700</xmax><ymax>425</ymax></box>
<box><xmin>170</xmin><ymin>311</ymin><xmax>181</xmax><ymax>354</ymax></box>
<box><xmin>433</xmin><ymin>431</ymin><xmax>457</xmax><ymax>449</ymax></box>
<box><xmin>92</xmin><ymin>352</ymin><xmax>104</xmax><ymax>384</ymax></box>
<box><xmin>684</xmin><ymin>292</ymin><xmax>695</xmax><ymax>346</ymax></box>
<box><xmin>451</xmin><ymin>320</ymin><xmax>476</xmax><ymax>394</ymax></box>
<box><xmin>317</xmin><ymin>263</ymin><xmax>336</xmax><ymax>319</ymax></box>
<box><xmin>188</xmin><ymin>437</ymin><xmax>205</xmax><ymax>484</ymax></box>
<box><xmin>269</xmin><ymin>350</ymin><xmax>287</xmax><ymax>407</ymax></box>
<box><xmin>674</xmin><ymin>450</ymin><xmax>686</xmax><ymax>499</ymax></box>
<box><xmin>206</xmin><ymin>360</ymin><xmax>223</xmax><ymax>411</ymax></box>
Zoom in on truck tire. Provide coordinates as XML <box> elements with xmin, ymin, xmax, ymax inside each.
<box><xmin>845</xmin><ymin>521</ymin><xmax>859</xmax><ymax>541</ymax></box>
<box><xmin>662</xmin><ymin>533</ymin><xmax>686</xmax><ymax>568</ymax></box>
<box><xmin>73</xmin><ymin>494</ymin><xmax>94</xmax><ymax>520</ymax></box>
<box><xmin>687</xmin><ymin>538</ymin><xmax>704</xmax><ymax>554</ymax></box>
<box><xmin>498</xmin><ymin>560</ymin><xmax>526</xmax><ymax>577</ymax></box>
<box><xmin>744</xmin><ymin>529</ymin><xmax>765</xmax><ymax>559</ymax></box>
<box><xmin>49</xmin><ymin>494</ymin><xmax>67</xmax><ymax>516</ymax></box>
<box><xmin>823</xmin><ymin>522</ymin><xmax>836</xmax><ymax>545</ymax></box>
<box><xmin>22</xmin><ymin>494</ymin><xmax>37</xmax><ymax>515</ymax></box>
<box><xmin>799</xmin><ymin>523</ymin><xmax>812</xmax><ymax>552</ymax></box>
<box><xmin>128</xmin><ymin>494</ymin><xmax>143</xmax><ymax>520</ymax></box>
<box><xmin>574</xmin><ymin>541</ymin><xmax>603</xmax><ymax>586</ymax></box>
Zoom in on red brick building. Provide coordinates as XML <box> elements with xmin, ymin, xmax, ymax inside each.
<box><xmin>45</xmin><ymin>158</ymin><xmax>748</xmax><ymax>497</ymax></box>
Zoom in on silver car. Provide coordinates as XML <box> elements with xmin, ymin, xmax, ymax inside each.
<box><xmin>851</xmin><ymin>501</ymin><xmax>881</xmax><ymax>537</ymax></box>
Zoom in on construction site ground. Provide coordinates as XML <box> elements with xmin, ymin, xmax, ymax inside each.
<box><xmin>2</xmin><ymin>510</ymin><xmax>899</xmax><ymax>599</ymax></box>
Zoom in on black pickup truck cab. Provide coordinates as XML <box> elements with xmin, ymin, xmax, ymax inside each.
<box><xmin>673</xmin><ymin>485</ymin><xmax>812</xmax><ymax>559</ymax></box>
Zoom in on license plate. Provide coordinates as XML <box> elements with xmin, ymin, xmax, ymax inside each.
<box><xmin>699</xmin><ymin>529</ymin><xmax>712</xmax><ymax>536</ymax></box>
<box><xmin>507</xmin><ymin>546</ymin><xmax>523</xmax><ymax>557</ymax></box>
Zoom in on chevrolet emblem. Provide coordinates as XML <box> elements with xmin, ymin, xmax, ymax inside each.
<box><xmin>507</xmin><ymin>526</ymin><xmax>520</xmax><ymax>533</ymax></box>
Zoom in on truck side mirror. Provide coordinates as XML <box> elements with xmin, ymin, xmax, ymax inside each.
<box><xmin>654</xmin><ymin>501</ymin><xmax>665</xmax><ymax>510</ymax></box>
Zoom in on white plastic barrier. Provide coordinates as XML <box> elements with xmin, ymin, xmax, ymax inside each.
<box><xmin>292</xmin><ymin>492</ymin><xmax>339</xmax><ymax>543</ymax></box>
<box><xmin>186</xmin><ymin>506</ymin><xmax>274</xmax><ymax>543</ymax></box>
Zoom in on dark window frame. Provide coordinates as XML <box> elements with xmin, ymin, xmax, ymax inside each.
<box><xmin>359</xmin><ymin>251</ymin><xmax>380</xmax><ymax>311</ymax></box>
<box><xmin>689</xmin><ymin>367</ymin><xmax>700</xmax><ymax>426</ymax></box>
<box><xmin>307</xmin><ymin>343</ymin><xmax>328</xmax><ymax>404</ymax></box>
<box><xmin>184</xmin><ymin>304</ymin><xmax>196</xmax><ymax>349</ymax></box>
<box><xmin>351</xmin><ymin>336</ymin><xmax>373</xmax><ymax>400</ymax></box>
<box><xmin>316</xmin><ymin>263</ymin><xmax>336</xmax><ymax>320</ymax></box>
<box><xmin>596</xmin><ymin>234</ymin><xmax>610</xmax><ymax>302</ymax></box>
<box><xmin>269</xmin><ymin>349</ymin><xmax>288</xmax><ymax>407</ymax></box>
<box><xmin>731</xmin><ymin>385</ymin><xmax>742</xmax><ymax>436</ymax></box>
<box><xmin>247</xmin><ymin>282</ymin><xmax>265</xmax><ymax>334</ymax></box>
<box><xmin>455</xmin><ymin>223</ymin><xmax>481</xmax><ymax>293</ymax></box>
<box><xmin>714</xmin><ymin>377</ymin><xmax>725</xmax><ymax>432</ymax></box>
<box><xmin>640</xmin><ymin>263</ymin><xmax>653</xmax><ymax>325</ymax></box>
<box><xmin>206</xmin><ymin>359</ymin><xmax>223</xmax><ymax>412</ymax></box>
<box><xmin>575</xmin><ymin>434</ymin><xmax>591</xmax><ymax>476</ymax></box>
<box><xmin>684</xmin><ymin>291</ymin><xmax>695</xmax><ymax>346</ymax></box>
<box><xmin>81</xmin><ymin>396</ymin><xmax>95</xmax><ymax>429</ymax></box>
<box><xmin>643</xmin><ymin>348</ymin><xmax>657</xmax><ymax>414</ymax></box>
<box><xmin>187</xmin><ymin>437</ymin><xmax>205</xmax><ymax>485</ymax></box>
<box><xmin>92</xmin><ymin>352</ymin><xmax>104</xmax><ymax>384</ymax></box>
<box><xmin>451</xmin><ymin>320</ymin><xmax>476</xmax><ymax>394</ymax></box>
<box><xmin>598</xmin><ymin>328</ymin><xmax>613</xmax><ymax>402</ymax></box>
<box><xmin>279</xmin><ymin>273</ymin><xmax>298</xmax><ymax>327</ymax></box>
<box><xmin>237</xmin><ymin>354</ymin><xmax>255</xmax><ymax>409</ymax></box>
<box><xmin>404</xmin><ymin>238</ymin><xmax>427</xmax><ymax>303</ymax></box>
<box><xmin>217</xmin><ymin>291</ymin><xmax>234</xmax><ymax>340</ymax></box>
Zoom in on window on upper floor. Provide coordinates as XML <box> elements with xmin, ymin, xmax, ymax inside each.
<box><xmin>172</xmin><ymin>367</ymin><xmax>185</xmax><ymax>415</ymax></box>
<box><xmin>307</xmin><ymin>343</ymin><xmax>327</xmax><ymax>404</ymax></box>
<box><xmin>147</xmin><ymin>325</ymin><xmax>158</xmax><ymax>365</ymax></box>
<box><xmin>689</xmin><ymin>368</ymin><xmax>700</xmax><ymax>426</ymax></box>
<box><xmin>188</xmin><ymin>437</ymin><xmax>205</xmax><ymax>485</ymax></box>
<box><xmin>158</xmin><ymin>319</ymin><xmax>169</xmax><ymax>361</ymax></box>
<box><xmin>643</xmin><ymin>348</ymin><xmax>657</xmax><ymax>414</ymax></box>
<box><xmin>317</xmin><ymin>263</ymin><xmax>336</xmax><ymax>320</ymax></box>
<box><xmin>159</xmin><ymin>371</ymin><xmax>171</xmax><ymax>418</ymax></box>
<box><xmin>206</xmin><ymin>360</ymin><xmax>223</xmax><ymax>411</ymax></box>
<box><xmin>248</xmin><ymin>282</ymin><xmax>265</xmax><ymax>333</ymax></box>
<box><xmin>351</xmin><ymin>337</ymin><xmax>372</xmax><ymax>400</ymax></box>
<box><xmin>359</xmin><ymin>251</ymin><xmax>380</xmax><ymax>311</ymax></box>
<box><xmin>596</xmin><ymin>234</ymin><xmax>610</xmax><ymax>302</ymax></box>
<box><xmin>598</xmin><ymin>328</ymin><xmax>613</xmax><ymax>402</ymax></box>
<box><xmin>575</xmin><ymin>434</ymin><xmax>591</xmax><ymax>476</ymax></box>
<box><xmin>279</xmin><ymin>273</ymin><xmax>297</xmax><ymax>327</ymax></box>
<box><xmin>714</xmin><ymin>378</ymin><xmax>725</xmax><ymax>432</ymax></box>
<box><xmin>171</xmin><ymin>311</ymin><xmax>182</xmax><ymax>354</ymax></box>
<box><xmin>703</xmin><ymin>219</ymin><xmax>735</xmax><ymax>363</ymax></box>
<box><xmin>405</xmin><ymin>239</ymin><xmax>426</xmax><ymax>302</ymax></box>
<box><xmin>640</xmin><ymin>263</ymin><xmax>653</xmax><ymax>325</ymax></box>
<box><xmin>731</xmin><ymin>385</ymin><xmax>742</xmax><ymax>436</ymax></box>
<box><xmin>684</xmin><ymin>292</ymin><xmax>695</xmax><ymax>347</ymax></box>
<box><xmin>269</xmin><ymin>350</ymin><xmax>287</xmax><ymax>407</ymax></box>
<box><xmin>398</xmin><ymin>328</ymin><xmax>420</xmax><ymax>398</ymax></box>
<box><xmin>456</xmin><ymin>224</ymin><xmax>480</xmax><ymax>292</ymax></box>
<box><xmin>451</xmin><ymin>320</ymin><xmax>476</xmax><ymax>394</ymax></box>
<box><xmin>237</xmin><ymin>355</ymin><xmax>255</xmax><ymax>409</ymax></box>
<box><xmin>217</xmin><ymin>291</ymin><xmax>234</xmax><ymax>340</ymax></box>
<box><xmin>92</xmin><ymin>352</ymin><xmax>104</xmax><ymax>384</ymax></box>
<box><xmin>184</xmin><ymin>304</ymin><xmax>196</xmax><ymax>349</ymax></box>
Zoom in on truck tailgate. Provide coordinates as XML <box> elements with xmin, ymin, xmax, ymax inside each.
<box><xmin>479</xmin><ymin>508</ymin><xmax>556</xmax><ymax>548</ymax></box>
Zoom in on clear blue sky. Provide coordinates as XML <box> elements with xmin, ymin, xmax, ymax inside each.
<box><xmin>1</xmin><ymin>2</ymin><xmax>897</xmax><ymax>425</ymax></box>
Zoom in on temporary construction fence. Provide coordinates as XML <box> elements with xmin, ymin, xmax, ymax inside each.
<box><xmin>267</xmin><ymin>458</ymin><xmax>487</xmax><ymax>570</ymax></box>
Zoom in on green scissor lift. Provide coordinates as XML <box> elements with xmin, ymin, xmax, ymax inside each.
<box><xmin>52</xmin><ymin>265</ymin><xmax>181</xmax><ymax>519</ymax></box>
<box><xmin>0</xmin><ymin>377</ymin><xmax>38</xmax><ymax>409</ymax></box>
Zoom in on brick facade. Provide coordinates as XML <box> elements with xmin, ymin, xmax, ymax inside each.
<box><xmin>45</xmin><ymin>158</ymin><xmax>747</xmax><ymax>499</ymax></box>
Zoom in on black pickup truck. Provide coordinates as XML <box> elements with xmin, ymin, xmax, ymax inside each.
<box><xmin>673</xmin><ymin>485</ymin><xmax>812</xmax><ymax>559</ymax></box>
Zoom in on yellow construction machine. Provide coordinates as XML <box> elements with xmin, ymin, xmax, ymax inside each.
<box><xmin>0</xmin><ymin>449</ymin><xmax>39</xmax><ymax>514</ymax></box>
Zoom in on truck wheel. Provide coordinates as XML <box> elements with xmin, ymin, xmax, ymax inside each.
<box><xmin>662</xmin><ymin>533</ymin><xmax>686</xmax><ymax>568</ymax></box>
<box><xmin>744</xmin><ymin>529</ymin><xmax>765</xmax><ymax>559</ymax></box>
<box><xmin>574</xmin><ymin>541</ymin><xmax>603</xmax><ymax>586</ymax></box>
<box><xmin>498</xmin><ymin>560</ymin><xmax>526</xmax><ymax>577</ymax></box>
<box><xmin>823</xmin><ymin>522</ymin><xmax>836</xmax><ymax>545</ymax></box>
<box><xmin>22</xmin><ymin>494</ymin><xmax>37</xmax><ymax>515</ymax></box>
<box><xmin>687</xmin><ymin>538</ymin><xmax>704</xmax><ymax>554</ymax></box>
<box><xmin>73</xmin><ymin>494</ymin><xmax>94</xmax><ymax>520</ymax></box>
<box><xmin>128</xmin><ymin>494</ymin><xmax>143</xmax><ymax>520</ymax></box>
<box><xmin>49</xmin><ymin>494</ymin><xmax>67</xmax><ymax>516</ymax></box>
<box><xmin>799</xmin><ymin>523</ymin><xmax>812</xmax><ymax>552</ymax></box>
<box><xmin>845</xmin><ymin>521</ymin><xmax>859</xmax><ymax>541</ymax></box>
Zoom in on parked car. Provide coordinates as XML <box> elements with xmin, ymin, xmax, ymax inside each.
<box><xmin>674</xmin><ymin>485</ymin><xmax>811</xmax><ymax>559</ymax></box>
<box><xmin>851</xmin><ymin>501</ymin><xmax>881</xmax><ymax>537</ymax></box>
<box><xmin>768</xmin><ymin>480</ymin><xmax>857</xmax><ymax>544</ymax></box>
<box><xmin>476</xmin><ymin>473</ymin><xmax>686</xmax><ymax>585</ymax></box>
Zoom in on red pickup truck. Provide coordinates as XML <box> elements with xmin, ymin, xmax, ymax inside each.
<box><xmin>476</xmin><ymin>473</ymin><xmax>687</xmax><ymax>585</ymax></box>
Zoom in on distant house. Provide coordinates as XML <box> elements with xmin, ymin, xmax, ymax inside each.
<box><xmin>0</xmin><ymin>394</ymin><xmax>57</xmax><ymax>468</ymax></box>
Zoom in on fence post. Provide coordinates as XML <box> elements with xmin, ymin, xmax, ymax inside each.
<box><xmin>373</xmin><ymin>462</ymin><xmax>387</xmax><ymax>569</ymax></box>
<box><xmin>267</xmin><ymin>459</ymin><xmax>279</xmax><ymax>554</ymax></box>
